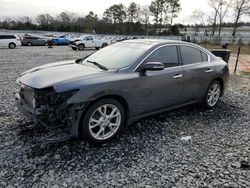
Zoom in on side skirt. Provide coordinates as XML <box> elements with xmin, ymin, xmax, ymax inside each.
<box><xmin>127</xmin><ymin>101</ymin><xmax>197</xmax><ymax>125</ymax></box>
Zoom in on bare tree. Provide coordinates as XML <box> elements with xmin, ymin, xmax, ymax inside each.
<box><xmin>149</xmin><ymin>0</ymin><xmax>181</xmax><ymax>34</ymax></box>
<box><xmin>167</xmin><ymin>0</ymin><xmax>181</xmax><ymax>25</ymax></box>
<box><xmin>127</xmin><ymin>2</ymin><xmax>140</xmax><ymax>23</ymax></box>
<box><xmin>209</xmin><ymin>0</ymin><xmax>232</xmax><ymax>37</ymax></box>
<box><xmin>192</xmin><ymin>10</ymin><xmax>207</xmax><ymax>25</ymax></box>
<box><xmin>149</xmin><ymin>0</ymin><xmax>165</xmax><ymax>27</ymax></box>
<box><xmin>209</xmin><ymin>6</ymin><xmax>219</xmax><ymax>36</ymax></box>
<box><xmin>57</xmin><ymin>11</ymin><xmax>71</xmax><ymax>24</ymax></box>
<box><xmin>140</xmin><ymin>5</ymin><xmax>151</xmax><ymax>35</ymax></box>
<box><xmin>36</xmin><ymin>14</ymin><xmax>54</xmax><ymax>29</ymax></box>
<box><xmin>192</xmin><ymin>9</ymin><xmax>208</xmax><ymax>34</ymax></box>
<box><xmin>231</xmin><ymin>0</ymin><xmax>250</xmax><ymax>37</ymax></box>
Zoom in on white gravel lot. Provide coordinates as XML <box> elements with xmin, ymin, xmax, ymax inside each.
<box><xmin>0</xmin><ymin>46</ymin><xmax>249</xmax><ymax>187</ymax></box>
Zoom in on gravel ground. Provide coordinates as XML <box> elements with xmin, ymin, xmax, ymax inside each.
<box><xmin>0</xmin><ymin>46</ymin><xmax>249</xmax><ymax>187</ymax></box>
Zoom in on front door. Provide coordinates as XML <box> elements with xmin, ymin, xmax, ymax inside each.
<box><xmin>132</xmin><ymin>45</ymin><xmax>184</xmax><ymax>115</ymax></box>
<box><xmin>84</xmin><ymin>36</ymin><xmax>95</xmax><ymax>48</ymax></box>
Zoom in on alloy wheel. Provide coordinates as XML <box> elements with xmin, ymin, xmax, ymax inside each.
<box><xmin>207</xmin><ymin>83</ymin><xmax>221</xmax><ymax>107</ymax></box>
<box><xmin>88</xmin><ymin>104</ymin><xmax>121</xmax><ymax>140</ymax></box>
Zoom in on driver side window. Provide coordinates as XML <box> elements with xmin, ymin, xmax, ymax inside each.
<box><xmin>86</xmin><ymin>36</ymin><xmax>93</xmax><ymax>41</ymax></box>
<box><xmin>144</xmin><ymin>46</ymin><xmax>179</xmax><ymax>68</ymax></box>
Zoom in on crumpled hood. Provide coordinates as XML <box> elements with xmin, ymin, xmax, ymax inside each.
<box><xmin>17</xmin><ymin>60</ymin><xmax>114</xmax><ymax>89</ymax></box>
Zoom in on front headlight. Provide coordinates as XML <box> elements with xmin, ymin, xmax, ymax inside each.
<box><xmin>47</xmin><ymin>89</ymin><xmax>79</xmax><ymax>105</ymax></box>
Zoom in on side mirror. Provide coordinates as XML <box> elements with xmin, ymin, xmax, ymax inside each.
<box><xmin>141</xmin><ymin>62</ymin><xmax>164</xmax><ymax>72</ymax></box>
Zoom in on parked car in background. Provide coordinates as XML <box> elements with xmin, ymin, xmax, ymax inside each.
<box><xmin>15</xmin><ymin>40</ymin><xmax>229</xmax><ymax>143</ymax></box>
<box><xmin>51</xmin><ymin>36</ymin><xmax>70</xmax><ymax>45</ymax></box>
<box><xmin>69</xmin><ymin>35</ymin><xmax>111</xmax><ymax>50</ymax></box>
<box><xmin>21</xmin><ymin>36</ymin><xmax>47</xmax><ymax>46</ymax></box>
<box><xmin>100</xmin><ymin>36</ymin><xmax>117</xmax><ymax>44</ymax></box>
<box><xmin>69</xmin><ymin>37</ymin><xmax>82</xmax><ymax>45</ymax></box>
<box><xmin>0</xmin><ymin>35</ymin><xmax>21</xmax><ymax>49</ymax></box>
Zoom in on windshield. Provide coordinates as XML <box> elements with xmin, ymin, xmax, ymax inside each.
<box><xmin>82</xmin><ymin>42</ymin><xmax>151</xmax><ymax>69</ymax></box>
<box><xmin>80</xmin><ymin>35</ymin><xmax>88</xmax><ymax>40</ymax></box>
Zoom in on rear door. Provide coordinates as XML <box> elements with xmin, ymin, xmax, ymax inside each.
<box><xmin>179</xmin><ymin>45</ymin><xmax>215</xmax><ymax>102</ymax></box>
<box><xmin>31</xmin><ymin>37</ymin><xmax>37</xmax><ymax>45</ymax></box>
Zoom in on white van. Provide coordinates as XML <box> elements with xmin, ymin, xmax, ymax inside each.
<box><xmin>0</xmin><ymin>35</ymin><xmax>21</xmax><ymax>49</ymax></box>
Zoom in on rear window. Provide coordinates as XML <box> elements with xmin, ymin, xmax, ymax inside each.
<box><xmin>201</xmin><ymin>51</ymin><xmax>208</xmax><ymax>62</ymax></box>
<box><xmin>0</xmin><ymin>35</ymin><xmax>16</xmax><ymax>39</ymax></box>
<box><xmin>180</xmin><ymin>46</ymin><xmax>203</xmax><ymax>65</ymax></box>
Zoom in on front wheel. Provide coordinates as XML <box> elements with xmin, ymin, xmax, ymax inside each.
<box><xmin>78</xmin><ymin>44</ymin><xmax>85</xmax><ymax>50</ymax></box>
<box><xmin>80</xmin><ymin>99</ymin><xmax>125</xmax><ymax>143</ymax></box>
<box><xmin>203</xmin><ymin>80</ymin><xmax>222</xmax><ymax>109</ymax></box>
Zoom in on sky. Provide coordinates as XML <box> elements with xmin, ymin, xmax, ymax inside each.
<box><xmin>0</xmin><ymin>0</ymin><xmax>222</xmax><ymax>24</ymax></box>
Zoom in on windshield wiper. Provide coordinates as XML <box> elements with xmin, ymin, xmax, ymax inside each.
<box><xmin>86</xmin><ymin>60</ymin><xmax>108</xmax><ymax>71</ymax></box>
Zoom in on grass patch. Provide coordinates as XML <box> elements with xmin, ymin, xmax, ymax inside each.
<box><xmin>239</xmin><ymin>71</ymin><xmax>250</xmax><ymax>78</ymax></box>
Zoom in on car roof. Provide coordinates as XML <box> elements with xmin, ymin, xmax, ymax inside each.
<box><xmin>121</xmin><ymin>39</ymin><xmax>216</xmax><ymax>60</ymax></box>
<box><xmin>121</xmin><ymin>39</ymin><xmax>195</xmax><ymax>46</ymax></box>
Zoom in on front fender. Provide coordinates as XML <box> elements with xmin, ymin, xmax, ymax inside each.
<box><xmin>67</xmin><ymin>89</ymin><xmax>131</xmax><ymax>105</ymax></box>
<box><xmin>67</xmin><ymin>89</ymin><xmax>131</xmax><ymax>138</ymax></box>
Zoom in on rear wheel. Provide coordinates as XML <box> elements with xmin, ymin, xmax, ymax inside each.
<box><xmin>95</xmin><ymin>47</ymin><xmax>100</xmax><ymax>50</ymax></box>
<box><xmin>78</xmin><ymin>44</ymin><xmax>85</xmax><ymax>50</ymax></box>
<box><xmin>9</xmin><ymin>43</ymin><xmax>16</xmax><ymax>49</ymax></box>
<box><xmin>203</xmin><ymin>80</ymin><xmax>222</xmax><ymax>109</ymax></box>
<box><xmin>27</xmin><ymin>42</ymin><xmax>32</xmax><ymax>46</ymax></box>
<box><xmin>72</xmin><ymin>47</ymin><xmax>77</xmax><ymax>51</ymax></box>
<box><xmin>80</xmin><ymin>98</ymin><xmax>125</xmax><ymax>143</ymax></box>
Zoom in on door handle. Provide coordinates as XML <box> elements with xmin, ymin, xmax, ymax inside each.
<box><xmin>205</xmin><ymin>69</ymin><xmax>213</xmax><ymax>73</ymax></box>
<box><xmin>173</xmin><ymin>74</ymin><xmax>183</xmax><ymax>79</ymax></box>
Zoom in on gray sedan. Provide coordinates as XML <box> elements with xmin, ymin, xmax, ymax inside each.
<box><xmin>15</xmin><ymin>40</ymin><xmax>229</xmax><ymax>143</ymax></box>
<box><xmin>21</xmin><ymin>36</ymin><xmax>47</xmax><ymax>46</ymax></box>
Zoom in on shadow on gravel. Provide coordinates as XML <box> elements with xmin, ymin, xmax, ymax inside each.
<box><xmin>16</xmin><ymin>100</ymin><xmax>245</xmax><ymax>161</ymax></box>
<box><xmin>17</xmin><ymin>120</ymin><xmax>48</xmax><ymax>137</ymax></box>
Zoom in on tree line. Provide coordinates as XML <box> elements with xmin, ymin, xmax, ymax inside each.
<box><xmin>192</xmin><ymin>0</ymin><xmax>250</xmax><ymax>38</ymax></box>
<box><xmin>0</xmin><ymin>0</ymin><xmax>249</xmax><ymax>37</ymax></box>
<box><xmin>0</xmin><ymin>0</ymin><xmax>181</xmax><ymax>35</ymax></box>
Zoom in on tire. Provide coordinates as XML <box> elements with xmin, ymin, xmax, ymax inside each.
<box><xmin>27</xmin><ymin>42</ymin><xmax>32</xmax><ymax>46</ymax></box>
<box><xmin>95</xmin><ymin>47</ymin><xmax>100</xmax><ymax>50</ymax></box>
<box><xmin>102</xmin><ymin>43</ymin><xmax>107</xmax><ymax>48</ymax></box>
<box><xmin>72</xmin><ymin>47</ymin><xmax>77</xmax><ymax>51</ymax></box>
<box><xmin>9</xmin><ymin>43</ymin><xmax>16</xmax><ymax>49</ymax></box>
<box><xmin>202</xmin><ymin>80</ymin><xmax>222</xmax><ymax>109</ymax></box>
<box><xmin>78</xmin><ymin>44</ymin><xmax>85</xmax><ymax>50</ymax></box>
<box><xmin>80</xmin><ymin>98</ymin><xmax>125</xmax><ymax>144</ymax></box>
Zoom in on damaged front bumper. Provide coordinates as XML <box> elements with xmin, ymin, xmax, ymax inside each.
<box><xmin>14</xmin><ymin>85</ymin><xmax>85</xmax><ymax>140</ymax></box>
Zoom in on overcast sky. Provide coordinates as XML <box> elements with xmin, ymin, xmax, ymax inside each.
<box><xmin>0</xmin><ymin>0</ymin><xmax>224</xmax><ymax>24</ymax></box>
